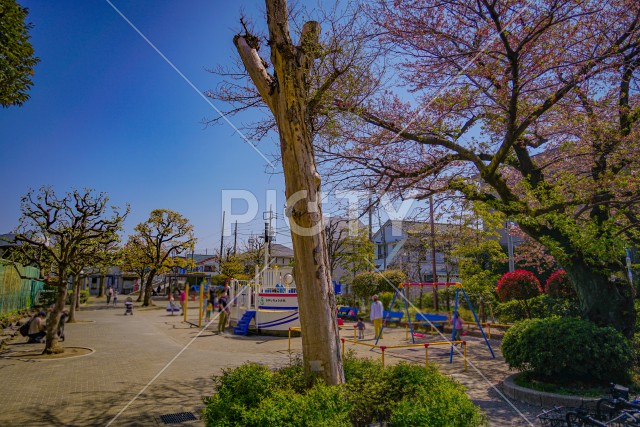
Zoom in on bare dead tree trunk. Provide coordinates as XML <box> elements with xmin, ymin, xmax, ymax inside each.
<box><xmin>233</xmin><ymin>0</ymin><xmax>344</xmax><ymax>385</ymax></box>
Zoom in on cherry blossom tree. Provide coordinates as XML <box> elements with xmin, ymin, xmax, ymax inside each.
<box><xmin>323</xmin><ymin>0</ymin><xmax>640</xmax><ymax>337</ymax></box>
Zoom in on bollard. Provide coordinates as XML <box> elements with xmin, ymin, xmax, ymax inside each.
<box><xmin>380</xmin><ymin>346</ymin><xmax>386</xmax><ymax>368</ymax></box>
<box><xmin>183</xmin><ymin>292</ymin><xmax>188</xmax><ymax>323</ymax></box>
<box><xmin>354</xmin><ymin>324</ymin><xmax>357</xmax><ymax>341</ymax></box>
<box><xmin>341</xmin><ymin>338</ymin><xmax>345</xmax><ymax>358</ymax></box>
<box><xmin>424</xmin><ymin>344</ymin><xmax>429</xmax><ymax>369</ymax></box>
<box><xmin>288</xmin><ymin>328</ymin><xmax>291</xmax><ymax>353</ymax></box>
<box><xmin>463</xmin><ymin>341</ymin><xmax>467</xmax><ymax>371</ymax></box>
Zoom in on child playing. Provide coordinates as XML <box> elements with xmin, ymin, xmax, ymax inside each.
<box><xmin>112</xmin><ymin>290</ymin><xmax>118</xmax><ymax>306</ymax></box>
<box><xmin>356</xmin><ymin>317</ymin><xmax>366</xmax><ymax>340</ymax></box>
<box><xmin>452</xmin><ymin>311</ymin><xmax>464</xmax><ymax>342</ymax></box>
<box><xmin>205</xmin><ymin>300</ymin><xmax>213</xmax><ymax>323</ymax></box>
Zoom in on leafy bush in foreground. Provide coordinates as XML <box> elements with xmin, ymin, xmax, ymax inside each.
<box><xmin>202</xmin><ymin>354</ymin><xmax>486</xmax><ymax>426</ymax></box>
<box><xmin>502</xmin><ymin>317</ymin><xmax>632</xmax><ymax>384</ymax></box>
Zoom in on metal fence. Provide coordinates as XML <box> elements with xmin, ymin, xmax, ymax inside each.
<box><xmin>0</xmin><ymin>259</ymin><xmax>44</xmax><ymax>316</ymax></box>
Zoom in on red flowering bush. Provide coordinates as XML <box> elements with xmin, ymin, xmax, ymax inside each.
<box><xmin>496</xmin><ymin>270</ymin><xmax>541</xmax><ymax>302</ymax></box>
<box><xmin>544</xmin><ymin>269</ymin><xmax>575</xmax><ymax>298</ymax></box>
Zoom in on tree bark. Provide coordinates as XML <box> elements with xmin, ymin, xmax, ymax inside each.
<box><xmin>43</xmin><ymin>281</ymin><xmax>66</xmax><ymax>354</ymax></box>
<box><xmin>67</xmin><ymin>276</ymin><xmax>80</xmax><ymax>323</ymax></box>
<box><xmin>136</xmin><ymin>273</ymin><xmax>144</xmax><ymax>302</ymax></box>
<box><xmin>565</xmin><ymin>258</ymin><xmax>636</xmax><ymax>339</ymax></box>
<box><xmin>143</xmin><ymin>271</ymin><xmax>155</xmax><ymax>307</ymax></box>
<box><xmin>98</xmin><ymin>276</ymin><xmax>104</xmax><ymax>297</ymax></box>
<box><xmin>233</xmin><ymin>0</ymin><xmax>344</xmax><ymax>385</ymax></box>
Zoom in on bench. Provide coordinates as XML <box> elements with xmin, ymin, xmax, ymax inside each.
<box><xmin>383</xmin><ymin>310</ymin><xmax>404</xmax><ymax>326</ymax></box>
<box><xmin>414</xmin><ymin>313</ymin><xmax>448</xmax><ymax>332</ymax></box>
<box><xmin>337</xmin><ymin>306</ymin><xmax>359</xmax><ymax>321</ymax></box>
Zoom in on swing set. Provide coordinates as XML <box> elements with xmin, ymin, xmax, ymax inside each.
<box><xmin>375</xmin><ymin>282</ymin><xmax>495</xmax><ymax>362</ymax></box>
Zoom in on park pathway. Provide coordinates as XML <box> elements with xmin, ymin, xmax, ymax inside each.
<box><xmin>0</xmin><ymin>299</ymin><xmax>539</xmax><ymax>426</ymax></box>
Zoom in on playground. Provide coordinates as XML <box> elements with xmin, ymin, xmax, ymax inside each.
<box><xmin>0</xmin><ymin>293</ymin><xmax>538</xmax><ymax>426</ymax></box>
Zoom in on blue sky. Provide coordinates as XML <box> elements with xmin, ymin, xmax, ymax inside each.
<box><xmin>0</xmin><ymin>0</ymin><xmax>296</xmax><ymax>252</ymax></box>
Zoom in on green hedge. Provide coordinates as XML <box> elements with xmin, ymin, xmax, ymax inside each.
<box><xmin>66</xmin><ymin>289</ymin><xmax>90</xmax><ymax>305</ymax></box>
<box><xmin>502</xmin><ymin>317</ymin><xmax>632</xmax><ymax>384</ymax></box>
<box><xmin>495</xmin><ymin>294</ymin><xmax>580</xmax><ymax>322</ymax></box>
<box><xmin>202</xmin><ymin>354</ymin><xmax>486</xmax><ymax>427</ymax></box>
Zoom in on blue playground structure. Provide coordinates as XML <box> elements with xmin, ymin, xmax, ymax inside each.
<box><xmin>374</xmin><ymin>282</ymin><xmax>495</xmax><ymax>362</ymax></box>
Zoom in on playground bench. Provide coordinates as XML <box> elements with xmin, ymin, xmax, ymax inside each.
<box><xmin>337</xmin><ymin>306</ymin><xmax>359</xmax><ymax>320</ymax></box>
<box><xmin>383</xmin><ymin>310</ymin><xmax>404</xmax><ymax>326</ymax></box>
<box><xmin>414</xmin><ymin>313</ymin><xmax>447</xmax><ymax>332</ymax></box>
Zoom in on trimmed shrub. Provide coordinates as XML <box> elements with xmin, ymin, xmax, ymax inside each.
<box><xmin>203</xmin><ymin>354</ymin><xmax>486</xmax><ymax>427</ymax></box>
<box><xmin>351</xmin><ymin>272</ymin><xmax>379</xmax><ymax>301</ymax></box>
<box><xmin>501</xmin><ymin>317</ymin><xmax>632</xmax><ymax>384</ymax></box>
<box><xmin>495</xmin><ymin>294</ymin><xmax>581</xmax><ymax>322</ymax></box>
<box><xmin>496</xmin><ymin>270</ymin><xmax>541</xmax><ymax>302</ymax></box>
<box><xmin>378</xmin><ymin>269</ymin><xmax>406</xmax><ymax>294</ymax></box>
<box><xmin>544</xmin><ymin>269</ymin><xmax>575</xmax><ymax>298</ymax></box>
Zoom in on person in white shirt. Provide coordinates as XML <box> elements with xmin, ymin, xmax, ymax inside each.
<box><xmin>370</xmin><ymin>294</ymin><xmax>384</xmax><ymax>340</ymax></box>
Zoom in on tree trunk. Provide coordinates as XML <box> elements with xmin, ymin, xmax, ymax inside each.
<box><xmin>136</xmin><ymin>273</ymin><xmax>144</xmax><ymax>302</ymax></box>
<box><xmin>98</xmin><ymin>276</ymin><xmax>104</xmax><ymax>297</ymax></box>
<box><xmin>67</xmin><ymin>276</ymin><xmax>81</xmax><ymax>323</ymax></box>
<box><xmin>43</xmin><ymin>282</ymin><xmax>66</xmax><ymax>354</ymax></box>
<box><xmin>143</xmin><ymin>271</ymin><xmax>155</xmax><ymax>307</ymax></box>
<box><xmin>233</xmin><ymin>0</ymin><xmax>344</xmax><ymax>385</ymax></box>
<box><xmin>565</xmin><ymin>258</ymin><xmax>636</xmax><ymax>339</ymax></box>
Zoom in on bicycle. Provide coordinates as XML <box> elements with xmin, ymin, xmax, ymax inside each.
<box><xmin>596</xmin><ymin>384</ymin><xmax>640</xmax><ymax>421</ymax></box>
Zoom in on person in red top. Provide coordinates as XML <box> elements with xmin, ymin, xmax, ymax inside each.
<box><xmin>179</xmin><ymin>289</ymin><xmax>187</xmax><ymax>313</ymax></box>
<box><xmin>452</xmin><ymin>311</ymin><xmax>464</xmax><ymax>342</ymax></box>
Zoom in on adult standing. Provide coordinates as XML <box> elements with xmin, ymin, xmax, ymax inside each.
<box><xmin>217</xmin><ymin>292</ymin><xmax>228</xmax><ymax>334</ymax></box>
<box><xmin>370</xmin><ymin>294</ymin><xmax>384</xmax><ymax>340</ymax></box>
<box><xmin>106</xmin><ymin>286</ymin><xmax>113</xmax><ymax>305</ymax></box>
<box><xmin>179</xmin><ymin>288</ymin><xmax>186</xmax><ymax>313</ymax></box>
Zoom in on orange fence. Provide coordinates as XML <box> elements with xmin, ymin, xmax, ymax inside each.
<box><xmin>340</xmin><ymin>337</ymin><xmax>467</xmax><ymax>370</ymax></box>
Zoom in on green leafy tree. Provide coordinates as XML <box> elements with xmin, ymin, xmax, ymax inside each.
<box><xmin>220</xmin><ymin>255</ymin><xmax>244</xmax><ymax>279</ymax></box>
<box><xmin>130</xmin><ymin>209</ymin><xmax>195</xmax><ymax>307</ymax></box>
<box><xmin>339</xmin><ymin>227</ymin><xmax>375</xmax><ymax>280</ymax></box>
<box><xmin>0</xmin><ymin>0</ymin><xmax>39</xmax><ymax>107</ymax></box>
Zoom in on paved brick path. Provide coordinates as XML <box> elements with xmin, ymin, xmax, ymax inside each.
<box><xmin>0</xmin><ymin>299</ymin><xmax>539</xmax><ymax>426</ymax></box>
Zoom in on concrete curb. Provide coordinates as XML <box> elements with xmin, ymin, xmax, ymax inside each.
<box><xmin>501</xmin><ymin>373</ymin><xmax>598</xmax><ymax>407</ymax></box>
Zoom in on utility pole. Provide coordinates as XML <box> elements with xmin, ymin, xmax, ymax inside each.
<box><xmin>233</xmin><ymin>220</ymin><xmax>238</xmax><ymax>257</ymax></box>
<box><xmin>263</xmin><ymin>207</ymin><xmax>274</xmax><ymax>268</ymax></box>
<box><xmin>368</xmin><ymin>180</ymin><xmax>373</xmax><ymax>242</ymax></box>
<box><xmin>220</xmin><ymin>211</ymin><xmax>225</xmax><ymax>263</ymax></box>
<box><xmin>430</xmin><ymin>196</ymin><xmax>439</xmax><ymax>311</ymax></box>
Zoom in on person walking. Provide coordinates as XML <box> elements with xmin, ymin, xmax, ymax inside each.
<box><xmin>106</xmin><ymin>286</ymin><xmax>113</xmax><ymax>305</ymax></box>
<box><xmin>370</xmin><ymin>294</ymin><xmax>384</xmax><ymax>340</ymax></box>
<box><xmin>356</xmin><ymin>317</ymin><xmax>366</xmax><ymax>340</ymax></box>
<box><xmin>179</xmin><ymin>289</ymin><xmax>186</xmax><ymax>313</ymax></box>
<box><xmin>217</xmin><ymin>292</ymin><xmax>228</xmax><ymax>334</ymax></box>
<box><xmin>452</xmin><ymin>311</ymin><xmax>464</xmax><ymax>343</ymax></box>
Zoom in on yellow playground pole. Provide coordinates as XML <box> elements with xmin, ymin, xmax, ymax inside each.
<box><xmin>380</xmin><ymin>346</ymin><xmax>386</xmax><ymax>368</ymax></box>
<box><xmin>198</xmin><ymin>281</ymin><xmax>204</xmax><ymax>328</ymax></box>
<box><xmin>353</xmin><ymin>325</ymin><xmax>357</xmax><ymax>341</ymax></box>
<box><xmin>424</xmin><ymin>344</ymin><xmax>429</xmax><ymax>368</ymax></box>
<box><xmin>464</xmin><ymin>341</ymin><xmax>468</xmax><ymax>371</ymax></box>
<box><xmin>183</xmin><ymin>288</ymin><xmax>188</xmax><ymax>323</ymax></box>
